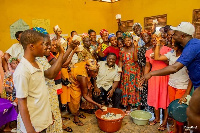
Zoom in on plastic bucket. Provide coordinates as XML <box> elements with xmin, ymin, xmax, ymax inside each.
<box><xmin>168</xmin><ymin>99</ymin><xmax>188</xmax><ymax>122</ymax></box>
<box><xmin>95</xmin><ymin>108</ymin><xmax>125</xmax><ymax>132</ymax></box>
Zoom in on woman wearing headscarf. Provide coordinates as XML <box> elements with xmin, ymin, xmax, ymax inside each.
<box><xmin>98</xmin><ymin>33</ymin><xmax>120</xmax><ymax>65</ymax></box>
<box><xmin>118</xmin><ymin>32</ymin><xmax>141</xmax><ymax>114</ymax></box>
<box><xmin>53</xmin><ymin>25</ymin><xmax>68</xmax><ymax>50</ymax></box>
<box><xmin>97</xmin><ymin>29</ymin><xmax>109</xmax><ymax>61</ymax></box>
<box><xmin>68</xmin><ymin>59</ymin><xmax>102</xmax><ymax>126</ymax></box>
<box><xmin>76</xmin><ymin>33</ymin><xmax>96</xmax><ymax>62</ymax></box>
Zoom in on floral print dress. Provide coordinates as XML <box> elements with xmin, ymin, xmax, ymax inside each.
<box><xmin>120</xmin><ymin>50</ymin><xmax>141</xmax><ymax>107</ymax></box>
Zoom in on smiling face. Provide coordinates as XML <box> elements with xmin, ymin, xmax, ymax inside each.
<box><xmin>83</xmin><ymin>37</ymin><xmax>91</xmax><ymax>48</ymax></box>
<box><xmin>141</xmin><ymin>33</ymin><xmax>151</xmax><ymax>44</ymax></box>
<box><xmin>133</xmin><ymin>25</ymin><xmax>142</xmax><ymax>36</ymax></box>
<box><xmin>151</xmin><ymin>34</ymin><xmax>157</xmax><ymax>46</ymax></box>
<box><xmin>55</xmin><ymin>29</ymin><xmax>62</xmax><ymax>36</ymax></box>
<box><xmin>109</xmin><ymin>36</ymin><xmax>117</xmax><ymax>47</ymax></box>
<box><xmin>124</xmin><ymin>37</ymin><xmax>132</xmax><ymax>47</ymax></box>
<box><xmin>10</xmin><ymin>60</ymin><xmax>19</xmax><ymax>70</ymax></box>
<box><xmin>102</xmin><ymin>32</ymin><xmax>109</xmax><ymax>42</ymax></box>
<box><xmin>107</xmin><ymin>54</ymin><xmax>116</xmax><ymax>67</ymax></box>
<box><xmin>117</xmin><ymin>39</ymin><xmax>123</xmax><ymax>48</ymax></box>
<box><xmin>89</xmin><ymin>31</ymin><xmax>96</xmax><ymax>42</ymax></box>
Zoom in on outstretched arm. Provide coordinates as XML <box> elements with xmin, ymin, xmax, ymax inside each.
<box><xmin>139</xmin><ymin>61</ymin><xmax>184</xmax><ymax>87</ymax></box>
<box><xmin>77</xmin><ymin>75</ymin><xmax>102</xmax><ymax>109</ymax></box>
<box><xmin>44</xmin><ymin>44</ymin><xmax>64</xmax><ymax>79</ymax></box>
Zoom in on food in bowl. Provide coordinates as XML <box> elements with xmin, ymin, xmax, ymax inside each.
<box><xmin>101</xmin><ymin>112</ymin><xmax>122</xmax><ymax>120</ymax></box>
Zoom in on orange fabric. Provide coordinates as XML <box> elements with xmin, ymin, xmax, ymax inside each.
<box><xmin>168</xmin><ymin>85</ymin><xmax>186</xmax><ymax>103</ymax></box>
<box><xmin>61</xmin><ymin>68</ymin><xmax>70</xmax><ymax>104</ymax></box>
<box><xmin>68</xmin><ymin>61</ymin><xmax>90</xmax><ymax>114</ymax></box>
<box><xmin>168</xmin><ymin>85</ymin><xmax>186</xmax><ymax>125</ymax></box>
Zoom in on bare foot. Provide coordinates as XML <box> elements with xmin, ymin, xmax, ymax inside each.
<box><xmin>3</xmin><ymin>126</ymin><xmax>12</xmax><ymax>132</ymax></box>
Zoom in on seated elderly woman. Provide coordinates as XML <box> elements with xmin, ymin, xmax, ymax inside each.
<box><xmin>68</xmin><ymin>59</ymin><xmax>102</xmax><ymax>126</ymax></box>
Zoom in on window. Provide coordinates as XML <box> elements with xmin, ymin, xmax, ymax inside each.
<box><xmin>193</xmin><ymin>9</ymin><xmax>200</xmax><ymax>39</ymax></box>
<box><xmin>144</xmin><ymin>14</ymin><xmax>167</xmax><ymax>31</ymax></box>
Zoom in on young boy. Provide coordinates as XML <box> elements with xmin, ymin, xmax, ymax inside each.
<box><xmin>13</xmin><ymin>30</ymin><xmax>53</xmax><ymax>133</ymax></box>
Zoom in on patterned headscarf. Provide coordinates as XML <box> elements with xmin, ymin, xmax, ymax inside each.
<box><xmin>82</xmin><ymin>33</ymin><xmax>90</xmax><ymax>40</ymax></box>
<box><xmin>132</xmin><ymin>23</ymin><xmax>142</xmax><ymax>29</ymax></box>
<box><xmin>32</xmin><ymin>27</ymin><xmax>48</xmax><ymax>35</ymax></box>
<box><xmin>8</xmin><ymin>57</ymin><xmax>19</xmax><ymax>64</ymax></box>
<box><xmin>86</xmin><ymin>59</ymin><xmax>99</xmax><ymax>71</ymax></box>
<box><xmin>108</xmin><ymin>33</ymin><xmax>116</xmax><ymax>40</ymax></box>
<box><xmin>122</xmin><ymin>32</ymin><xmax>132</xmax><ymax>39</ymax></box>
<box><xmin>53</xmin><ymin>25</ymin><xmax>61</xmax><ymax>32</ymax></box>
<box><xmin>100</xmin><ymin>29</ymin><xmax>108</xmax><ymax>37</ymax></box>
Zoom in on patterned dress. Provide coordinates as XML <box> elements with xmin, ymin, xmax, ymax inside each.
<box><xmin>120</xmin><ymin>50</ymin><xmax>141</xmax><ymax>107</ymax></box>
<box><xmin>77</xmin><ymin>47</ymin><xmax>95</xmax><ymax>63</ymax></box>
<box><xmin>36</xmin><ymin>57</ymin><xmax>63</xmax><ymax>133</ymax></box>
<box><xmin>137</xmin><ymin>46</ymin><xmax>154</xmax><ymax>112</ymax></box>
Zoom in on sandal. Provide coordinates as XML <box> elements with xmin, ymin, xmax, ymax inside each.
<box><xmin>63</xmin><ymin>127</ymin><xmax>73</xmax><ymax>132</ymax></box>
<box><xmin>149</xmin><ymin>120</ymin><xmax>160</xmax><ymax>126</ymax></box>
<box><xmin>73</xmin><ymin>120</ymin><xmax>84</xmax><ymax>126</ymax></box>
<box><xmin>158</xmin><ymin>124</ymin><xmax>167</xmax><ymax>131</ymax></box>
<box><xmin>62</xmin><ymin>116</ymin><xmax>70</xmax><ymax>121</ymax></box>
<box><xmin>125</xmin><ymin>111</ymin><xmax>131</xmax><ymax>116</ymax></box>
<box><xmin>78</xmin><ymin>113</ymin><xmax>86</xmax><ymax>119</ymax></box>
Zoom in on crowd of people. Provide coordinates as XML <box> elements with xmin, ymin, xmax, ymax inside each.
<box><xmin>0</xmin><ymin>21</ymin><xmax>200</xmax><ymax>133</ymax></box>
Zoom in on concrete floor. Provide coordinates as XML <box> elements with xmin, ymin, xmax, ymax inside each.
<box><xmin>0</xmin><ymin>111</ymin><xmax>171</xmax><ymax>133</ymax></box>
<box><xmin>62</xmin><ymin>111</ymin><xmax>170</xmax><ymax>133</ymax></box>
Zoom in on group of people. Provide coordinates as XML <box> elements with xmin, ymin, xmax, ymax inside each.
<box><xmin>0</xmin><ymin>21</ymin><xmax>200</xmax><ymax>133</ymax></box>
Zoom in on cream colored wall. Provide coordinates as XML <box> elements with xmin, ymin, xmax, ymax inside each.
<box><xmin>1</xmin><ymin>0</ymin><xmax>200</xmax><ymax>52</ymax></box>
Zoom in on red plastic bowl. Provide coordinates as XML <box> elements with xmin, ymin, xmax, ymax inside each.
<box><xmin>95</xmin><ymin>107</ymin><xmax>125</xmax><ymax>132</ymax></box>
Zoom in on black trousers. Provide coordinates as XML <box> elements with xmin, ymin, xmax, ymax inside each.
<box><xmin>93</xmin><ymin>87</ymin><xmax>122</xmax><ymax>108</ymax></box>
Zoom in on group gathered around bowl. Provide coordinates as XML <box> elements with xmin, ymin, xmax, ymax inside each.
<box><xmin>0</xmin><ymin>21</ymin><xmax>200</xmax><ymax>133</ymax></box>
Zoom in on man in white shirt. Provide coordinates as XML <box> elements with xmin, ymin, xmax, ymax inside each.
<box><xmin>93</xmin><ymin>53</ymin><xmax>121</xmax><ymax>108</ymax></box>
<box><xmin>5</xmin><ymin>31</ymin><xmax>24</xmax><ymax>60</ymax></box>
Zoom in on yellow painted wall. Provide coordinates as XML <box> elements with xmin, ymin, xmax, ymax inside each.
<box><xmin>1</xmin><ymin>0</ymin><xmax>200</xmax><ymax>52</ymax></box>
<box><xmin>112</xmin><ymin>0</ymin><xmax>200</xmax><ymax>31</ymax></box>
<box><xmin>0</xmin><ymin>0</ymin><xmax>116</xmax><ymax>52</ymax></box>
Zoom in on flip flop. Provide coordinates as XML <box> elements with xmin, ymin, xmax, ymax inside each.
<box><xmin>73</xmin><ymin>120</ymin><xmax>84</xmax><ymax>126</ymax></box>
<box><xmin>63</xmin><ymin>127</ymin><xmax>73</xmax><ymax>132</ymax></box>
<box><xmin>78</xmin><ymin>113</ymin><xmax>86</xmax><ymax>119</ymax></box>
<box><xmin>149</xmin><ymin>120</ymin><xmax>160</xmax><ymax>126</ymax></box>
<box><xmin>124</xmin><ymin>111</ymin><xmax>131</xmax><ymax>116</ymax></box>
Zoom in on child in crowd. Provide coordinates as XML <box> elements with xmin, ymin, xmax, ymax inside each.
<box><xmin>13</xmin><ymin>29</ymin><xmax>53</xmax><ymax>133</ymax></box>
<box><xmin>98</xmin><ymin>33</ymin><xmax>120</xmax><ymax>65</ymax></box>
